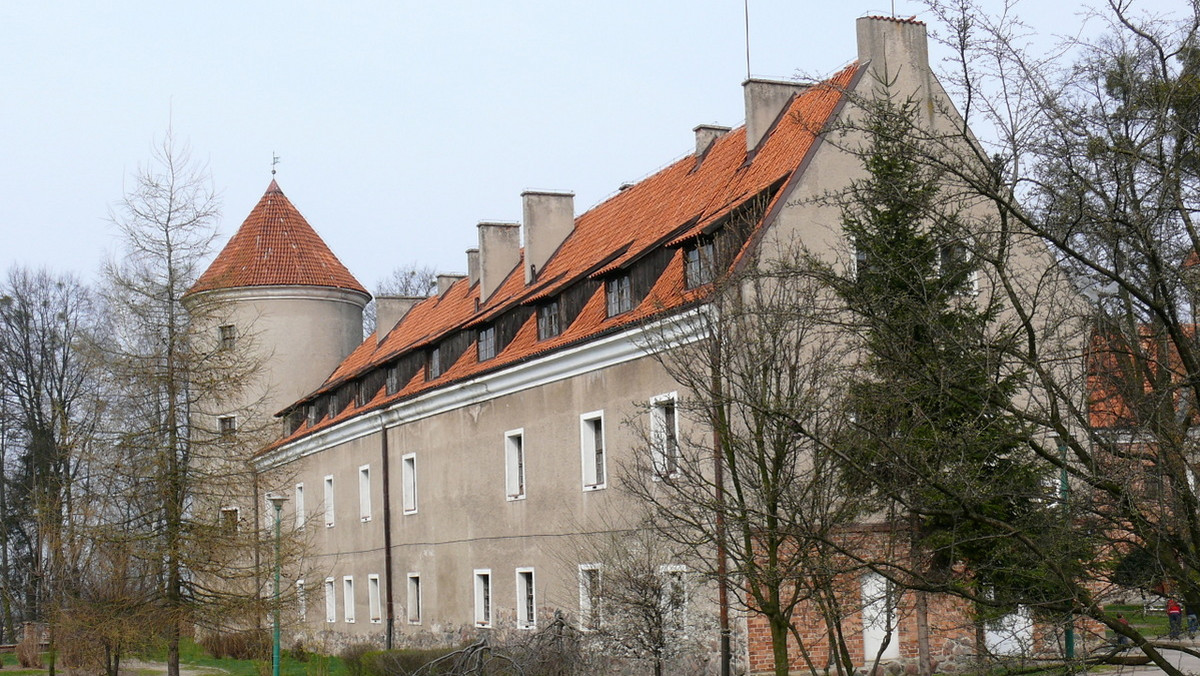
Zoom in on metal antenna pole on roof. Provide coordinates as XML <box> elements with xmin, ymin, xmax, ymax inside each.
<box><xmin>272</xmin><ymin>152</ymin><xmax>280</xmax><ymax>176</ymax></box>
<box><xmin>744</xmin><ymin>0</ymin><xmax>751</xmax><ymax>80</ymax></box>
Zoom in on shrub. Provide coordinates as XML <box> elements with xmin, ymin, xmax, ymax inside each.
<box><xmin>363</xmin><ymin>649</ymin><xmax>459</xmax><ymax>676</ymax></box>
<box><xmin>340</xmin><ymin>643</ymin><xmax>376</xmax><ymax>676</ymax></box>
<box><xmin>199</xmin><ymin>630</ymin><xmax>271</xmax><ymax>660</ymax></box>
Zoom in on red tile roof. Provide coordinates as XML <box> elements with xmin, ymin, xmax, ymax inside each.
<box><xmin>188</xmin><ymin>180</ymin><xmax>368</xmax><ymax>296</ymax></box>
<box><xmin>265</xmin><ymin>63</ymin><xmax>862</xmax><ymax>450</ymax></box>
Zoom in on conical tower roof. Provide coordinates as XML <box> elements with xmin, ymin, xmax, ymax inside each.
<box><xmin>188</xmin><ymin>180</ymin><xmax>368</xmax><ymax>296</ymax></box>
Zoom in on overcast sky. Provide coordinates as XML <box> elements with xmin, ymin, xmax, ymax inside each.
<box><xmin>0</xmin><ymin>1</ymin><xmax>1186</xmax><ymax>291</ymax></box>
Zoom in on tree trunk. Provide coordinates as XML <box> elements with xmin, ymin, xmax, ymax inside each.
<box><xmin>769</xmin><ymin>614</ymin><xmax>791</xmax><ymax>676</ymax></box>
<box><xmin>910</xmin><ymin>513</ymin><xmax>932</xmax><ymax>676</ymax></box>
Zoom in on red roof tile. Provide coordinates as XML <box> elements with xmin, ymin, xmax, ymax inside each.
<box><xmin>264</xmin><ymin>63</ymin><xmax>861</xmax><ymax>449</ymax></box>
<box><xmin>188</xmin><ymin>180</ymin><xmax>368</xmax><ymax>296</ymax></box>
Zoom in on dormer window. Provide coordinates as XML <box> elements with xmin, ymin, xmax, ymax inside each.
<box><xmin>537</xmin><ymin>300</ymin><xmax>561</xmax><ymax>340</ymax></box>
<box><xmin>606</xmin><ymin>274</ymin><xmax>633</xmax><ymax>317</ymax></box>
<box><xmin>427</xmin><ymin>346</ymin><xmax>442</xmax><ymax>380</ymax></box>
<box><xmin>684</xmin><ymin>237</ymin><xmax>716</xmax><ymax>288</ymax></box>
<box><xmin>478</xmin><ymin>326</ymin><xmax>497</xmax><ymax>362</ymax></box>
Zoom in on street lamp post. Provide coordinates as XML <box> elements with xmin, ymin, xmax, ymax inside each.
<box><xmin>266</xmin><ymin>494</ymin><xmax>289</xmax><ymax>676</ymax></box>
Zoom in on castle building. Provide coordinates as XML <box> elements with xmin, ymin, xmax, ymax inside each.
<box><xmin>188</xmin><ymin>16</ymin><xmax>1072</xmax><ymax>674</ymax></box>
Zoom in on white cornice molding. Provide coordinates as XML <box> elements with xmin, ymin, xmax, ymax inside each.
<box><xmin>185</xmin><ymin>285</ymin><xmax>371</xmax><ymax>309</ymax></box>
<box><xmin>253</xmin><ymin>307</ymin><xmax>709</xmax><ymax>471</ymax></box>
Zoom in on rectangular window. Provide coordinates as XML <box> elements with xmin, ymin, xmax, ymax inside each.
<box><xmin>218</xmin><ymin>415</ymin><xmax>237</xmax><ymax>436</ymax></box>
<box><xmin>579</xmin><ymin>564</ymin><xmax>602</xmax><ymax>631</ymax></box>
<box><xmin>219</xmin><ymin>324</ymin><xmax>236</xmax><ymax>350</ymax></box>
<box><xmin>407</xmin><ymin>573</ymin><xmax>422</xmax><ymax>624</ymax></box>
<box><xmin>359</xmin><ymin>465</ymin><xmax>372</xmax><ymax>522</ymax></box>
<box><xmin>660</xmin><ymin>564</ymin><xmax>688</xmax><ymax>617</ymax></box>
<box><xmin>220</xmin><ymin>507</ymin><xmax>239</xmax><ymax>533</ymax></box>
<box><xmin>402</xmin><ymin>454</ymin><xmax>418</xmax><ymax>514</ymax></box>
<box><xmin>427</xmin><ymin>346</ymin><xmax>442</xmax><ymax>380</ymax></box>
<box><xmin>516</xmin><ymin>568</ymin><xmax>536</xmax><ymax>629</ymax></box>
<box><xmin>368</xmin><ymin>574</ymin><xmax>382</xmax><ymax>623</ymax></box>
<box><xmin>297</xmin><ymin>579</ymin><xmax>306</xmax><ymax>621</ymax></box>
<box><xmin>861</xmin><ymin>572</ymin><xmax>900</xmax><ymax>659</ymax></box>
<box><xmin>580</xmin><ymin>411</ymin><xmax>606</xmax><ymax>490</ymax></box>
<box><xmin>294</xmin><ymin>483</ymin><xmax>305</xmax><ymax>530</ymax></box>
<box><xmin>651</xmin><ymin>394</ymin><xmax>680</xmax><ymax>479</ymax></box>
<box><xmin>343</xmin><ymin>576</ymin><xmax>356</xmax><ymax>623</ymax></box>
<box><xmin>324</xmin><ymin>578</ymin><xmax>336</xmax><ymax>623</ymax></box>
<box><xmin>474</xmin><ymin>570</ymin><xmax>492</xmax><ymax>627</ymax></box>
<box><xmin>605</xmin><ymin>274</ymin><xmax>633</xmax><ymax>316</ymax></box>
<box><xmin>684</xmin><ymin>238</ymin><xmax>715</xmax><ymax>288</ymax></box>
<box><xmin>537</xmin><ymin>300</ymin><xmax>561</xmax><ymax>340</ymax></box>
<box><xmin>939</xmin><ymin>241</ymin><xmax>979</xmax><ymax>295</ymax></box>
<box><xmin>478</xmin><ymin>325</ymin><xmax>497</xmax><ymax>361</ymax></box>
<box><xmin>505</xmin><ymin>429</ymin><xmax>526</xmax><ymax>500</ymax></box>
<box><xmin>324</xmin><ymin>475</ymin><xmax>335</xmax><ymax>527</ymax></box>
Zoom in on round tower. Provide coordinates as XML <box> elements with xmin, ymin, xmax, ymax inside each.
<box><xmin>184</xmin><ymin>179</ymin><xmax>370</xmax><ymax>437</ymax></box>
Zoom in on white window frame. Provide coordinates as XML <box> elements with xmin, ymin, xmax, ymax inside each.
<box><xmin>297</xmin><ymin>579</ymin><xmax>306</xmax><ymax>622</ymax></box>
<box><xmin>359</xmin><ymin>464</ymin><xmax>372</xmax><ymax>522</ymax></box>
<box><xmin>505</xmin><ymin>429</ymin><xmax>526</xmax><ymax>501</ymax></box>
<box><xmin>579</xmin><ymin>563</ymin><xmax>602</xmax><ymax>631</ymax></box>
<box><xmin>323</xmin><ymin>475</ymin><xmax>335</xmax><ymax>527</ymax></box>
<box><xmin>368</xmin><ymin>573</ymin><xmax>382</xmax><ymax>623</ymax></box>
<box><xmin>474</xmin><ymin>569</ymin><xmax>492</xmax><ymax>627</ymax></box>
<box><xmin>343</xmin><ymin>576</ymin><xmax>356</xmax><ymax>623</ymax></box>
<box><xmin>938</xmin><ymin>240</ymin><xmax>980</xmax><ymax>295</ymax></box>
<box><xmin>402</xmin><ymin>453</ymin><xmax>418</xmax><ymax>514</ymax></box>
<box><xmin>407</xmin><ymin>573</ymin><xmax>422</xmax><ymax>625</ymax></box>
<box><xmin>294</xmin><ymin>483</ymin><xmax>305</xmax><ymax>530</ymax></box>
<box><xmin>580</xmin><ymin>411</ymin><xmax>607</xmax><ymax>491</ymax></box>
<box><xmin>516</xmin><ymin>567</ymin><xmax>537</xmax><ymax>630</ymax></box>
<box><xmin>650</xmin><ymin>393</ymin><xmax>680</xmax><ymax>480</ymax></box>
<box><xmin>324</xmin><ymin>577</ymin><xmax>336</xmax><ymax>623</ymax></box>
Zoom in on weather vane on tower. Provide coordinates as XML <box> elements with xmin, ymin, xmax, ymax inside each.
<box><xmin>272</xmin><ymin>152</ymin><xmax>281</xmax><ymax>176</ymax></box>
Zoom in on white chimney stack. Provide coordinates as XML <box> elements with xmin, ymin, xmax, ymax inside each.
<box><xmin>477</xmin><ymin>221</ymin><xmax>521</xmax><ymax>301</ymax></box>
<box><xmin>522</xmin><ymin>190</ymin><xmax>574</xmax><ymax>284</ymax></box>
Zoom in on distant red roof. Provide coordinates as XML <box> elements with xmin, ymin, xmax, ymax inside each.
<box><xmin>265</xmin><ymin>63</ymin><xmax>863</xmax><ymax>450</ymax></box>
<box><xmin>188</xmin><ymin>180</ymin><xmax>368</xmax><ymax>296</ymax></box>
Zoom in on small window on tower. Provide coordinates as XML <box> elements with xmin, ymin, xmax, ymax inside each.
<box><xmin>219</xmin><ymin>416</ymin><xmax>237</xmax><ymax>437</ymax></box>
<box><xmin>219</xmin><ymin>324</ymin><xmax>236</xmax><ymax>350</ymax></box>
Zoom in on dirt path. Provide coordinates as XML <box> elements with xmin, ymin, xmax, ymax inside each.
<box><xmin>119</xmin><ymin>661</ymin><xmax>229</xmax><ymax>676</ymax></box>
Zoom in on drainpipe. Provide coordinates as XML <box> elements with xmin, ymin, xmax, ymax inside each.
<box><xmin>381</xmin><ymin>424</ymin><xmax>395</xmax><ymax>649</ymax></box>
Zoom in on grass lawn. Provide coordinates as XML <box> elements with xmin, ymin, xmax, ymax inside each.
<box><xmin>1107</xmin><ymin>603</ymin><xmax>1174</xmax><ymax>639</ymax></box>
<box><xmin>0</xmin><ymin>640</ymin><xmax>347</xmax><ymax>676</ymax></box>
<box><xmin>155</xmin><ymin>639</ymin><xmax>348</xmax><ymax>676</ymax></box>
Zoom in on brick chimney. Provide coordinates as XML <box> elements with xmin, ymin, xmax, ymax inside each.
<box><xmin>522</xmin><ymin>190</ymin><xmax>575</xmax><ymax>284</ymax></box>
<box><xmin>743</xmin><ymin>79</ymin><xmax>809</xmax><ymax>153</ymax></box>
<box><xmin>477</xmin><ymin>221</ymin><xmax>521</xmax><ymax>301</ymax></box>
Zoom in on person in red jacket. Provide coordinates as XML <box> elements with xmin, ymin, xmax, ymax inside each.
<box><xmin>1168</xmin><ymin>598</ymin><xmax>1183</xmax><ymax>639</ymax></box>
